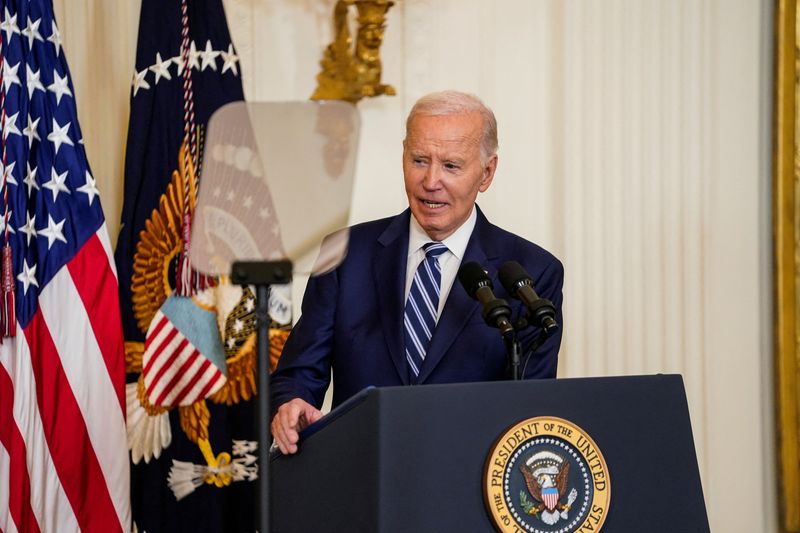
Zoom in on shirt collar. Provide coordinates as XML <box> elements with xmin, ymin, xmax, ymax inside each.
<box><xmin>408</xmin><ymin>205</ymin><xmax>477</xmax><ymax>261</ymax></box>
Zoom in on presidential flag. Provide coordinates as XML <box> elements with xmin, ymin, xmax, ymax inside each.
<box><xmin>0</xmin><ymin>0</ymin><xmax>130</xmax><ymax>532</ymax></box>
<box><xmin>115</xmin><ymin>1</ymin><xmax>290</xmax><ymax>531</ymax></box>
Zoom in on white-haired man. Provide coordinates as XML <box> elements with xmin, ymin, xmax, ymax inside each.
<box><xmin>271</xmin><ymin>91</ymin><xmax>564</xmax><ymax>454</ymax></box>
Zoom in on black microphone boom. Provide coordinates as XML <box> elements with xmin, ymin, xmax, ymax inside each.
<box><xmin>498</xmin><ymin>261</ymin><xmax>559</xmax><ymax>335</ymax></box>
<box><xmin>457</xmin><ymin>262</ymin><xmax>514</xmax><ymax>336</ymax></box>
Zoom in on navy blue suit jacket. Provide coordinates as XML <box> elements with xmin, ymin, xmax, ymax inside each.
<box><xmin>271</xmin><ymin>207</ymin><xmax>564</xmax><ymax>410</ymax></box>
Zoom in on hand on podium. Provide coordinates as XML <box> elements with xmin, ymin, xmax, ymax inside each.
<box><xmin>271</xmin><ymin>398</ymin><xmax>323</xmax><ymax>454</ymax></box>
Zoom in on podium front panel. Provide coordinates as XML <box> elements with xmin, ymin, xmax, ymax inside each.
<box><xmin>271</xmin><ymin>374</ymin><xmax>709</xmax><ymax>533</ymax></box>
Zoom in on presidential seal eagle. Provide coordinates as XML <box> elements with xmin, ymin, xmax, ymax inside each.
<box><xmin>520</xmin><ymin>450</ymin><xmax>578</xmax><ymax>525</ymax></box>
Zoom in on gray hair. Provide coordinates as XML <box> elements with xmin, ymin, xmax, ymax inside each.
<box><xmin>405</xmin><ymin>90</ymin><xmax>498</xmax><ymax>162</ymax></box>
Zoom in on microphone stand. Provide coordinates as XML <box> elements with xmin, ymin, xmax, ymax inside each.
<box><xmin>504</xmin><ymin>333</ymin><xmax>522</xmax><ymax>380</ymax></box>
<box><xmin>506</xmin><ymin>314</ymin><xmax>557</xmax><ymax>381</ymax></box>
<box><xmin>482</xmin><ymin>302</ymin><xmax>522</xmax><ymax>381</ymax></box>
<box><xmin>230</xmin><ymin>259</ymin><xmax>292</xmax><ymax>533</ymax></box>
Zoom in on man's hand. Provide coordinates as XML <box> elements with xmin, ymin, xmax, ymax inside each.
<box><xmin>271</xmin><ymin>398</ymin><xmax>323</xmax><ymax>454</ymax></box>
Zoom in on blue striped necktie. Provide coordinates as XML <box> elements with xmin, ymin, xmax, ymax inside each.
<box><xmin>404</xmin><ymin>241</ymin><xmax>448</xmax><ymax>381</ymax></box>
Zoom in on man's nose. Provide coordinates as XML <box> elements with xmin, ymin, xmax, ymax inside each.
<box><xmin>422</xmin><ymin>165</ymin><xmax>441</xmax><ymax>189</ymax></box>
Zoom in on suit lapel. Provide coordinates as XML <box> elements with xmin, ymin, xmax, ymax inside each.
<box><xmin>373</xmin><ymin>211</ymin><xmax>412</xmax><ymax>385</ymax></box>
<box><xmin>416</xmin><ymin>209</ymin><xmax>496</xmax><ymax>383</ymax></box>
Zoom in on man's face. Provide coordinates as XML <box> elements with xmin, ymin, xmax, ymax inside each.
<box><xmin>403</xmin><ymin>112</ymin><xmax>497</xmax><ymax>241</ymax></box>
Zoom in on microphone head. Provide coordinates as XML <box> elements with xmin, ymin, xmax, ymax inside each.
<box><xmin>457</xmin><ymin>261</ymin><xmax>492</xmax><ymax>299</ymax></box>
<box><xmin>498</xmin><ymin>260</ymin><xmax>531</xmax><ymax>294</ymax></box>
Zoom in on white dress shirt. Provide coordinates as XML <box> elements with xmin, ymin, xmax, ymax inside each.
<box><xmin>404</xmin><ymin>206</ymin><xmax>477</xmax><ymax>320</ymax></box>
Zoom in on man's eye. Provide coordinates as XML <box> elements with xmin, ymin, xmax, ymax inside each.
<box><xmin>413</xmin><ymin>158</ymin><xmax>426</xmax><ymax>165</ymax></box>
<box><xmin>444</xmin><ymin>162</ymin><xmax>459</xmax><ymax>171</ymax></box>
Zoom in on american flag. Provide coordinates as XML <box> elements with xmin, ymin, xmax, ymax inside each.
<box><xmin>0</xmin><ymin>1</ymin><xmax>130</xmax><ymax>532</ymax></box>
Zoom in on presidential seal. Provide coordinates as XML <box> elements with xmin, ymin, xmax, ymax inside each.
<box><xmin>484</xmin><ymin>417</ymin><xmax>611</xmax><ymax>533</ymax></box>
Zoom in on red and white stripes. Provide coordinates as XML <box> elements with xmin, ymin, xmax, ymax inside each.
<box><xmin>0</xmin><ymin>225</ymin><xmax>130</xmax><ymax>533</ymax></box>
<box><xmin>143</xmin><ymin>311</ymin><xmax>226</xmax><ymax>408</ymax></box>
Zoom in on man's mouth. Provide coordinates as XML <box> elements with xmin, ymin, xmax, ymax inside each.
<box><xmin>421</xmin><ymin>200</ymin><xmax>446</xmax><ymax>209</ymax></box>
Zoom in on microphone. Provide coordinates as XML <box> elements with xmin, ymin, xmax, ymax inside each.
<box><xmin>457</xmin><ymin>262</ymin><xmax>514</xmax><ymax>336</ymax></box>
<box><xmin>498</xmin><ymin>261</ymin><xmax>559</xmax><ymax>335</ymax></box>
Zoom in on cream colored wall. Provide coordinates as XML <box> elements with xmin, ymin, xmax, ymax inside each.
<box><xmin>55</xmin><ymin>1</ymin><xmax>773</xmax><ymax>531</ymax></box>
<box><xmin>52</xmin><ymin>0</ymin><xmax>139</xmax><ymax>245</ymax></box>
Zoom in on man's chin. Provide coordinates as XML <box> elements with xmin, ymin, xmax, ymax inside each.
<box><xmin>419</xmin><ymin>220</ymin><xmax>453</xmax><ymax>241</ymax></box>
<box><xmin>411</xmin><ymin>207</ymin><xmax>454</xmax><ymax>238</ymax></box>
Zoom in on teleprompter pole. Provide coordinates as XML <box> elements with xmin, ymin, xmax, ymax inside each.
<box><xmin>230</xmin><ymin>260</ymin><xmax>292</xmax><ymax>533</ymax></box>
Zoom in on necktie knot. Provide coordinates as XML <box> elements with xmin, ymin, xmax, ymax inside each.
<box><xmin>423</xmin><ymin>241</ymin><xmax>447</xmax><ymax>260</ymax></box>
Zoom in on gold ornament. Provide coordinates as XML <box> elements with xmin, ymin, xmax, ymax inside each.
<box><xmin>125</xmin><ymin>341</ymin><xmax>144</xmax><ymax>374</ymax></box>
<box><xmin>311</xmin><ymin>0</ymin><xmax>396</xmax><ymax>104</ymax></box>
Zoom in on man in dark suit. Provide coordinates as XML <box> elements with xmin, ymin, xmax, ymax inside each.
<box><xmin>271</xmin><ymin>91</ymin><xmax>563</xmax><ymax>454</ymax></box>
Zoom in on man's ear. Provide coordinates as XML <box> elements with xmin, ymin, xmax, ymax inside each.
<box><xmin>479</xmin><ymin>154</ymin><xmax>498</xmax><ymax>192</ymax></box>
